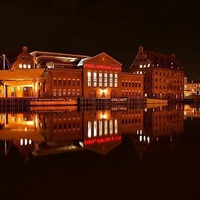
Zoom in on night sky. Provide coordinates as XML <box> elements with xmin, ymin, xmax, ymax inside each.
<box><xmin>0</xmin><ymin>0</ymin><xmax>200</xmax><ymax>81</ymax></box>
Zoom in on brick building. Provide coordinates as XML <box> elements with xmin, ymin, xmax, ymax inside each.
<box><xmin>129</xmin><ymin>46</ymin><xmax>184</xmax><ymax>101</ymax></box>
<box><xmin>0</xmin><ymin>46</ymin><xmax>144</xmax><ymax>102</ymax></box>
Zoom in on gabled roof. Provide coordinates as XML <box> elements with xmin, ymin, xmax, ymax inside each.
<box><xmin>144</xmin><ymin>50</ymin><xmax>183</xmax><ymax>70</ymax></box>
<box><xmin>84</xmin><ymin>140</ymin><xmax>121</xmax><ymax>155</ymax></box>
<box><xmin>84</xmin><ymin>52</ymin><xmax>122</xmax><ymax>67</ymax></box>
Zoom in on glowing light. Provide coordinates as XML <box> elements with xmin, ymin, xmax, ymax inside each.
<box><xmin>84</xmin><ymin>135</ymin><xmax>121</xmax><ymax>145</ymax></box>
<box><xmin>147</xmin><ymin>136</ymin><xmax>150</xmax><ymax>143</ymax></box>
<box><xmin>79</xmin><ymin>141</ymin><xmax>84</xmax><ymax>147</ymax></box>
<box><xmin>84</xmin><ymin>64</ymin><xmax>121</xmax><ymax>71</ymax></box>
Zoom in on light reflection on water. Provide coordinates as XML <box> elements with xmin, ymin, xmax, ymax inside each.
<box><xmin>1</xmin><ymin>103</ymin><xmax>200</xmax><ymax>200</ymax></box>
<box><xmin>0</xmin><ymin>103</ymin><xmax>189</xmax><ymax>160</ymax></box>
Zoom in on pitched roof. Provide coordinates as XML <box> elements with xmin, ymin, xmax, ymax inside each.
<box><xmin>84</xmin><ymin>52</ymin><xmax>122</xmax><ymax>67</ymax></box>
<box><xmin>144</xmin><ymin>50</ymin><xmax>183</xmax><ymax>70</ymax></box>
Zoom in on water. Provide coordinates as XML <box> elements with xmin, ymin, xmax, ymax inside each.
<box><xmin>0</xmin><ymin>104</ymin><xmax>200</xmax><ymax>200</ymax></box>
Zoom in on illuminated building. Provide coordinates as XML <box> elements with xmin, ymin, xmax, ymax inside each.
<box><xmin>184</xmin><ymin>77</ymin><xmax>200</xmax><ymax>97</ymax></box>
<box><xmin>0</xmin><ymin>105</ymin><xmax>184</xmax><ymax>158</ymax></box>
<box><xmin>121</xmin><ymin>107</ymin><xmax>144</xmax><ymax>135</ymax></box>
<box><xmin>129</xmin><ymin>46</ymin><xmax>184</xmax><ymax>101</ymax></box>
<box><xmin>130</xmin><ymin>104</ymin><xmax>184</xmax><ymax>157</ymax></box>
<box><xmin>0</xmin><ymin>46</ymin><xmax>144</xmax><ymax>103</ymax></box>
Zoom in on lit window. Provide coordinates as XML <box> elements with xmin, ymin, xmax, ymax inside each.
<box><xmin>94</xmin><ymin>121</ymin><xmax>97</xmax><ymax>137</ymax></box>
<box><xmin>58</xmin><ymin>89</ymin><xmax>62</xmax><ymax>96</ymax></box>
<box><xmin>28</xmin><ymin>64</ymin><xmax>31</xmax><ymax>69</ymax></box>
<box><xmin>19</xmin><ymin>64</ymin><xmax>22</xmax><ymax>68</ymax></box>
<box><xmin>104</xmin><ymin>120</ymin><xmax>108</xmax><ymax>135</ymax></box>
<box><xmin>114</xmin><ymin>119</ymin><xmax>118</xmax><ymax>134</ymax></box>
<box><xmin>93</xmin><ymin>72</ymin><xmax>97</xmax><ymax>87</ymax></box>
<box><xmin>99</xmin><ymin>121</ymin><xmax>103</xmax><ymax>136</ymax></box>
<box><xmin>114</xmin><ymin>73</ymin><xmax>118</xmax><ymax>87</ymax></box>
<box><xmin>72</xmin><ymin>89</ymin><xmax>75</xmax><ymax>96</ymax></box>
<box><xmin>87</xmin><ymin>71</ymin><xmax>91</xmax><ymax>87</ymax></box>
<box><xmin>104</xmin><ymin>73</ymin><xmax>108</xmax><ymax>87</ymax></box>
<box><xmin>23</xmin><ymin>64</ymin><xmax>26</xmax><ymax>68</ymax></box>
<box><xmin>139</xmin><ymin>64</ymin><xmax>142</xmax><ymax>68</ymax></box>
<box><xmin>99</xmin><ymin>72</ymin><xmax>102</xmax><ymax>87</ymax></box>
<box><xmin>88</xmin><ymin>121</ymin><xmax>92</xmax><ymax>138</ymax></box>
<box><xmin>109</xmin><ymin>73</ymin><xmax>113</xmax><ymax>87</ymax></box>
<box><xmin>77</xmin><ymin>89</ymin><xmax>80</xmax><ymax>96</ymax></box>
<box><xmin>67</xmin><ymin>89</ymin><xmax>71</xmax><ymax>96</ymax></box>
<box><xmin>109</xmin><ymin>120</ymin><xmax>113</xmax><ymax>134</ymax></box>
<box><xmin>63</xmin><ymin>89</ymin><xmax>66</xmax><ymax>96</ymax></box>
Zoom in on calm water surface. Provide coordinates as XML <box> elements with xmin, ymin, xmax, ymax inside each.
<box><xmin>0</xmin><ymin>104</ymin><xmax>200</xmax><ymax>200</ymax></box>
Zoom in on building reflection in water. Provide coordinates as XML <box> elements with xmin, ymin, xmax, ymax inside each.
<box><xmin>184</xmin><ymin>104</ymin><xmax>200</xmax><ymax>118</ymax></box>
<box><xmin>130</xmin><ymin>104</ymin><xmax>184</xmax><ymax>158</ymax></box>
<box><xmin>0</xmin><ymin>104</ymin><xmax>185</xmax><ymax>160</ymax></box>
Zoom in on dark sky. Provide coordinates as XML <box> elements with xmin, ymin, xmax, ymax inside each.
<box><xmin>0</xmin><ymin>0</ymin><xmax>200</xmax><ymax>81</ymax></box>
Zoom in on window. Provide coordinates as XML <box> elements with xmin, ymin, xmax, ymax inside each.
<box><xmin>109</xmin><ymin>73</ymin><xmax>113</xmax><ymax>87</ymax></box>
<box><xmin>114</xmin><ymin>119</ymin><xmax>118</xmax><ymax>133</ymax></box>
<box><xmin>58</xmin><ymin>89</ymin><xmax>62</xmax><ymax>96</ymax></box>
<box><xmin>88</xmin><ymin>121</ymin><xmax>92</xmax><ymax>138</ymax></box>
<box><xmin>99</xmin><ymin>73</ymin><xmax>102</xmax><ymax>87</ymax></box>
<box><xmin>72</xmin><ymin>79</ymin><xmax>76</xmax><ymax>86</ymax></box>
<box><xmin>58</xmin><ymin>79</ymin><xmax>62</xmax><ymax>86</ymax></box>
<box><xmin>93</xmin><ymin>72</ymin><xmax>97</xmax><ymax>87</ymax></box>
<box><xmin>63</xmin><ymin>79</ymin><xmax>67</xmax><ymax>86</ymax></box>
<box><xmin>94</xmin><ymin>121</ymin><xmax>97</xmax><ymax>137</ymax></box>
<box><xmin>68</xmin><ymin>79</ymin><xmax>71</xmax><ymax>86</ymax></box>
<box><xmin>77</xmin><ymin>79</ymin><xmax>80</xmax><ymax>86</ymax></box>
<box><xmin>87</xmin><ymin>71</ymin><xmax>91</xmax><ymax>87</ymax></box>
<box><xmin>72</xmin><ymin>89</ymin><xmax>75</xmax><ymax>96</ymax></box>
<box><xmin>99</xmin><ymin>121</ymin><xmax>103</xmax><ymax>136</ymax></box>
<box><xmin>53</xmin><ymin>89</ymin><xmax>57</xmax><ymax>96</ymax></box>
<box><xmin>114</xmin><ymin>73</ymin><xmax>117</xmax><ymax>87</ymax></box>
<box><xmin>109</xmin><ymin>120</ymin><xmax>113</xmax><ymax>134</ymax></box>
<box><xmin>77</xmin><ymin>89</ymin><xmax>80</xmax><ymax>96</ymax></box>
<box><xmin>63</xmin><ymin>89</ymin><xmax>66</xmax><ymax>96</ymax></box>
<box><xmin>67</xmin><ymin>89</ymin><xmax>71</xmax><ymax>96</ymax></box>
<box><xmin>104</xmin><ymin>73</ymin><xmax>108</xmax><ymax>87</ymax></box>
<box><xmin>53</xmin><ymin>79</ymin><xmax>57</xmax><ymax>85</ymax></box>
<box><xmin>104</xmin><ymin>120</ymin><xmax>108</xmax><ymax>135</ymax></box>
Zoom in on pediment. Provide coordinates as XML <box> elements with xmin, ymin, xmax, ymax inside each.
<box><xmin>84</xmin><ymin>52</ymin><xmax>122</xmax><ymax>67</ymax></box>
